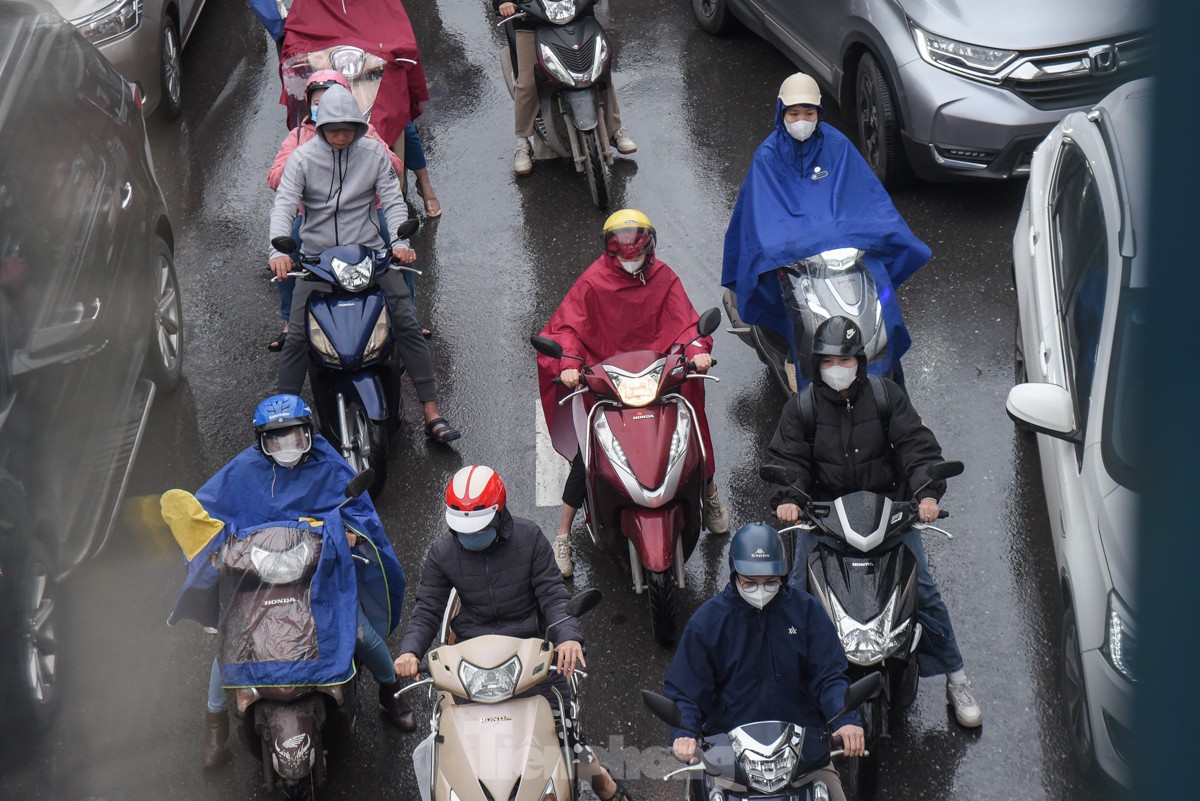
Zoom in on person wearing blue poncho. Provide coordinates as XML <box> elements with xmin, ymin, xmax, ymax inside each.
<box><xmin>721</xmin><ymin>72</ymin><xmax>930</xmax><ymax>389</ymax></box>
<box><xmin>163</xmin><ymin>395</ymin><xmax>414</xmax><ymax>769</ymax></box>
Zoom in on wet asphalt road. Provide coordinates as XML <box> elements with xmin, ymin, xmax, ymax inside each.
<box><xmin>0</xmin><ymin>0</ymin><xmax>1114</xmax><ymax>799</ymax></box>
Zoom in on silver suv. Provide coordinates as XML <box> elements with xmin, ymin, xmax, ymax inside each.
<box><xmin>691</xmin><ymin>0</ymin><xmax>1151</xmax><ymax>185</ymax></box>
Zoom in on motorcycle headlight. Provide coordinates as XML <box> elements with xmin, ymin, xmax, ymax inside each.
<box><xmin>592</xmin><ymin>412</ymin><xmax>633</xmax><ymax>476</ymax></box>
<box><xmin>458</xmin><ymin>655</ymin><xmax>521</xmax><ymax>702</ymax></box>
<box><xmin>606</xmin><ymin>366</ymin><xmax>663</xmax><ymax>407</ymax></box>
<box><xmin>827</xmin><ymin>588</ymin><xmax>909</xmax><ymax>666</ymax></box>
<box><xmin>330</xmin><ymin>46</ymin><xmax>368</xmax><ymax>79</ymax></box>
<box><xmin>537</xmin><ymin>43</ymin><xmax>577</xmax><ymax>86</ymax></box>
<box><xmin>361</xmin><ymin>307</ymin><xmax>391</xmax><ymax>363</ymax></box>
<box><xmin>667</xmin><ymin>406</ymin><xmax>692</xmax><ymax>471</ymax></box>
<box><xmin>910</xmin><ymin>23</ymin><xmax>1017</xmax><ymax>82</ymax></box>
<box><xmin>72</xmin><ymin>0</ymin><xmax>140</xmax><ymax>46</ymax></box>
<box><xmin>331</xmin><ymin>255</ymin><xmax>372</xmax><ymax>291</ymax></box>
<box><xmin>588</xmin><ymin>37</ymin><xmax>610</xmax><ymax>84</ymax></box>
<box><xmin>729</xmin><ymin>730</ymin><xmax>799</xmax><ymax>794</ymax></box>
<box><xmin>250</xmin><ymin>539</ymin><xmax>314</xmax><ymax>585</ymax></box>
<box><xmin>307</xmin><ymin>314</ymin><xmax>341</xmax><ymax>366</ymax></box>
<box><xmin>541</xmin><ymin>0</ymin><xmax>577</xmax><ymax>23</ymax></box>
<box><xmin>1102</xmin><ymin>590</ymin><xmax>1137</xmax><ymax>683</ymax></box>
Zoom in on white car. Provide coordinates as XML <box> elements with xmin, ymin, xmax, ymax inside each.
<box><xmin>1006</xmin><ymin>78</ymin><xmax>1148</xmax><ymax>787</ymax></box>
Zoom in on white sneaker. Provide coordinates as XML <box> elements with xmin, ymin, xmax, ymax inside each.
<box><xmin>553</xmin><ymin>533</ymin><xmax>574</xmax><ymax>578</ymax></box>
<box><xmin>946</xmin><ymin>678</ymin><xmax>983</xmax><ymax>728</ymax></box>
<box><xmin>611</xmin><ymin>126</ymin><xmax>637</xmax><ymax>154</ymax></box>
<box><xmin>514</xmin><ymin>137</ymin><xmax>533</xmax><ymax>175</ymax></box>
<box><xmin>702</xmin><ymin>487</ymin><xmax>730</xmax><ymax>535</ymax></box>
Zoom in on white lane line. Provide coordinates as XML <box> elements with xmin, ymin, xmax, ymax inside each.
<box><xmin>535</xmin><ymin>397</ymin><xmax>570</xmax><ymax>507</ymax></box>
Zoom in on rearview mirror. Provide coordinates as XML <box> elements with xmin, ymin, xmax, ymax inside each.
<box><xmin>272</xmin><ymin>236</ymin><xmax>298</xmax><ymax>254</ymax></box>
<box><xmin>696</xmin><ymin>307</ymin><xmax>721</xmax><ymax>338</ymax></box>
<box><xmin>1006</xmin><ymin>383</ymin><xmax>1081</xmax><ymax>442</ymax></box>
<box><xmin>641</xmin><ymin>690</ymin><xmax>684</xmax><ymax>729</ymax></box>
<box><xmin>759</xmin><ymin>464</ymin><xmax>799</xmax><ymax>486</ymax></box>
<box><xmin>565</xmin><ymin>588</ymin><xmax>603</xmax><ymax>618</ymax></box>
<box><xmin>530</xmin><ymin>335</ymin><xmax>564</xmax><ymax>360</ymax></box>
<box><xmin>830</xmin><ymin>673</ymin><xmax>883</xmax><ymax>724</ymax></box>
<box><xmin>396</xmin><ymin>218</ymin><xmax>420</xmax><ymax>240</ymax></box>
<box><xmin>927</xmin><ymin>461</ymin><xmax>965</xmax><ymax>481</ymax></box>
<box><xmin>344</xmin><ymin>469</ymin><xmax>376</xmax><ymax>500</ymax></box>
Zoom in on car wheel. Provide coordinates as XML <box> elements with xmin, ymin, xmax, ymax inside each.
<box><xmin>1</xmin><ymin>539</ymin><xmax>59</xmax><ymax>733</ymax></box>
<box><xmin>142</xmin><ymin>239</ymin><xmax>183</xmax><ymax>391</ymax></box>
<box><xmin>692</xmin><ymin>0</ymin><xmax>733</xmax><ymax>34</ymax></box>
<box><xmin>159</xmin><ymin>18</ymin><xmax>183</xmax><ymax>118</ymax></box>
<box><xmin>1061</xmin><ymin>608</ymin><xmax>1098</xmax><ymax>775</ymax></box>
<box><xmin>855</xmin><ymin>53</ymin><xmax>912</xmax><ymax>188</ymax></box>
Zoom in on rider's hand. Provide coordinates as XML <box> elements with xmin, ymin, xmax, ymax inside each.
<box><xmin>672</xmin><ymin>737</ymin><xmax>698</xmax><ymax>764</ymax></box>
<box><xmin>555</xmin><ymin>640</ymin><xmax>586</xmax><ymax>676</ymax></box>
<box><xmin>499</xmin><ymin>2</ymin><xmax>517</xmax><ymax>15</ymax></box>
<box><xmin>776</xmin><ymin>503</ymin><xmax>802</xmax><ymax>523</ymax></box>
<box><xmin>345</xmin><ymin>530</ymin><xmax>359</xmax><ymax>549</ymax></box>
<box><xmin>833</xmin><ymin>724</ymin><xmax>866</xmax><ymax>757</ymax></box>
<box><xmin>691</xmin><ymin>353</ymin><xmax>713</xmax><ymax>373</ymax></box>
<box><xmin>394</xmin><ymin>652</ymin><xmax>421</xmax><ymax>679</ymax></box>
<box><xmin>560</xmin><ymin>369</ymin><xmax>581</xmax><ymax>389</ymax></box>
<box><xmin>270</xmin><ymin>255</ymin><xmax>293</xmax><ymax>280</ymax></box>
<box><xmin>392</xmin><ymin>245</ymin><xmax>416</xmax><ymax>264</ymax></box>
<box><xmin>917</xmin><ymin>498</ymin><xmax>940</xmax><ymax>523</ymax></box>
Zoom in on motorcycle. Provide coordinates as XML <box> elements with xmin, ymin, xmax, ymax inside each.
<box><xmin>724</xmin><ymin>248</ymin><xmax>892</xmax><ymax>395</ymax></box>
<box><xmin>498</xmin><ymin>0</ymin><xmax>616</xmax><ymax>209</ymax></box>
<box><xmin>759</xmin><ymin>461</ymin><xmax>964</xmax><ymax>799</ymax></box>
<box><xmin>400</xmin><ymin>588</ymin><xmax>604</xmax><ymax>801</ymax></box>
<box><xmin>641</xmin><ymin>673</ymin><xmax>883</xmax><ymax>801</ymax></box>
<box><xmin>271</xmin><ymin>219</ymin><xmax>419</xmax><ymax>498</ymax></box>
<box><xmin>529</xmin><ymin>308</ymin><xmax>721</xmax><ymax>647</ymax></box>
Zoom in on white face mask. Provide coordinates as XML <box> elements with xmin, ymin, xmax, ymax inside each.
<box><xmin>785</xmin><ymin>118</ymin><xmax>817</xmax><ymax>142</ymax></box>
<box><xmin>821</xmin><ymin>363</ymin><xmax>858</xmax><ymax>391</ymax></box>
<box><xmin>737</xmin><ymin>582</ymin><xmax>781</xmax><ymax>610</ymax></box>
<box><xmin>618</xmin><ymin>256</ymin><xmax>645</xmax><ymax>274</ymax></box>
<box><xmin>271</xmin><ymin>449</ymin><xmax>305</xmax><ymax>468</ymax></box>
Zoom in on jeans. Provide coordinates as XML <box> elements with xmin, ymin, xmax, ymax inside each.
<box><xmin>403</xmin><ymin>122</ymin><xmax>426</xmax><ymax>172</ymax></box>
<box><xmin>207</xmin><ymin>606</ymin><xmax>395</xmax><ymax>712</ymax></box>
<box><xmin>792</xmin><ymin>528</ymin><xmax>964</xmax><ymax>677</ymax></box>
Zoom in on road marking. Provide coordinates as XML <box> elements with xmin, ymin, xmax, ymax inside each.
<box><xmin>536</xmin><ymin>397</ymin><xmax>570</xmax><ymax>507</ymax></box>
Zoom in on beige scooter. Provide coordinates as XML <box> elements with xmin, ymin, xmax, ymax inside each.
<box><xmin>401</xmin><ymin>589</ymin><xmax>603</xmax><ymax>801</ymax></box>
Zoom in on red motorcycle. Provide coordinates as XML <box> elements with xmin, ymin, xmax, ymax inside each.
<box><xmin>531</xmin><ymin>308</ymin><xmax>720</xmax><ymax>646</ymax></box>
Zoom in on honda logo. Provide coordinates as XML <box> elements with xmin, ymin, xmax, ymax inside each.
<box><xmin>1087</xmin><ymin>44</ymin><xmax>1119</xmax><ymax>75</ymax></box>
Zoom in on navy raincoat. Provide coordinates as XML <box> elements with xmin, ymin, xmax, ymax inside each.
<box><xmin>721</xmin><ymin>104</ymin><xmax>930</xmax><ymax>375</ymax></box>
<box><xmin>664</xmin><ymin>583</ymin><xmax>859</xmax><ymax>743</ymax></box>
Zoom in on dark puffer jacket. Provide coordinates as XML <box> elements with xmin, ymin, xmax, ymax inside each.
<box><xmin>766</xmin><ymin>354</ymin><xmax>945</xmax><ymax>509</ymax></box>
<box><xmin>398</xmin><ymin>508</ymin><xmax>582</xmax><ymax>657</ymax></box>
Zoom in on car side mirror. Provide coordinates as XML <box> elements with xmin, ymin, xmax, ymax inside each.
<box><xmin>396</xmin><ymin>218</ymin><xmax>419</xmax><ymax>240</ymax></box>
<box><xmin>696</xmin><ymin>307</ymin><xmax>721</xmax><ymax>338</ymax></box>
<box><xmin>1006</xmin><ymin>383</ymin><xmax>1082</xmax><ymax>442</ymax></box>
<box><xmin>530</xmin><ymin>335</ymin><xmax>564</xmax><ymax>360</ymax></box>
<box><xmin>272</xmin><ymin>236</ymin><xmax>298</xmax><ymax>254</ymax></box>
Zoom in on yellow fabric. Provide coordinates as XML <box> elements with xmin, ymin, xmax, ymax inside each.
<box><xmin>160</xmin><ymin>489</ymin><xmax>226</xmax><ymax>561</ymax></box>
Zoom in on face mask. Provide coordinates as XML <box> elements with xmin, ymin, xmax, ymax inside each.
<box><xmin>456</xmin><ymin>527</ymin><xmax>498</xmax><ymax>551</ymax></box>
<box><xmin>618</xmin><ymin>256</ymin><xmax>645</xmax><ymax>274</ymax></box>
<box><xmin>821</xmin><ymin>363</ymin><xmax>858</xmax><ymax>391</ymax></box>
<box><xmin>785</xmin><ymin>118</ymin><xmax>817</xmax><ymax>142</ymax></box>
<box><xmin>271</xmin><ymin>449</ymin><xmax>305</xmax><ymax>468</ymax></box>
<box><xmin>737</xmin><ymin>582</ymin><xmax>781</xmax><ymax>610</ymax></box>
<box><xmin>309</xmin><ymin>104</ymin><xmax>318</xmax><ymax>123</ymax></box>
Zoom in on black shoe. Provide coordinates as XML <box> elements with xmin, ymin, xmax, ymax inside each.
<box><xmin>378</xmin><ymin>680</ymin><xmax>417</xmax><ymax>731</ymax></box>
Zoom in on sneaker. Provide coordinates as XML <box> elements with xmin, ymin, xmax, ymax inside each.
<box><xmin>946</xmin><ymin>678</ymin><xmax>983</xmax><ymax>728</ymax></box>
<box><xmin>702</xmin><ymin>486</ymin><xmax>730</xmax><ymax>535</ymax></box>
<box><xmin>554</xmin><ymin>533</ymin><xmax>574</xmax><ymax>578</ymax></box>
<box><xmin>611</xmin><ymin>126</ymin><xmax>637</xmax><ymax>154</ymax></box>
<box><xmin>514</xmin><ymin>137</ymin><xmax>533</xmax><ymax>175</ymax></box>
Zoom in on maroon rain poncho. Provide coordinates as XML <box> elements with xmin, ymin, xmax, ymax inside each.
<box><xmin>536</xmin><ymin>255</ymin><xmax>716</xmax><ymax>477</ymax></box>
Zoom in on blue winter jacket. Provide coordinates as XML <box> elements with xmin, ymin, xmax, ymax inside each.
<box><xmin>663</xmin><ymin>583</ymin><xmax>860</xmax><ymax>742</ymax></box>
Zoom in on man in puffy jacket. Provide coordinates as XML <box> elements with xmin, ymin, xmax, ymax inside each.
<box><xmin>394</xmin><ymin>466</ymin><xmax>635</xmax><ymax>801</ymax></box>
<box><xmin>765</xmin><ymin>315</ymin><xmax>982</xmax><ymax>728</ymax></box>
<box><xmin>664</xmin><ymin>523</ymin><xmax>864</xmax><ymax>801</ymax></box>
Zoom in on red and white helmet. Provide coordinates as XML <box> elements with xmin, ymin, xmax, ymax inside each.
<box><xmin>445</xmin><ymin>466</ymin><xmax>507</xmax><ymax>533</ymax></box>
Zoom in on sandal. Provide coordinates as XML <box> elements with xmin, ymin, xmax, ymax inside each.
<box><xmin>267</xmin><ymin>333</ymin><xmax>286</xmax><ymax>352</ymax></box>
<box><xmin>601</xmin><ymin>780</ymin><xmax>636</xmax><ymax>801</ymax></box>
<box><xmin>424</xmin><ymin>417</ymin><xmax>461</xmax><ymax>444</ymax></box>
<box><xmin>421</xmin><ymin>326</ymin><xmax>432</xmax><ymax>339</ymax></box>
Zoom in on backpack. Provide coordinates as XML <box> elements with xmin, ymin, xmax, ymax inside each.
<box><xmin>796</xmin><ymin>374</ymin><xmax>892</xmax><ymax>443</ymax></box>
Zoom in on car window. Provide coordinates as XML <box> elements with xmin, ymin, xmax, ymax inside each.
<box><xmin>1102</xmin><ymin>286</ymin><xmax>1144</xmax><ymax>490</ymax></box>
<box><xmin>1049</xmin><ymin>142</ymin><xmax>1109</xmax><ymax>431</ymax></box>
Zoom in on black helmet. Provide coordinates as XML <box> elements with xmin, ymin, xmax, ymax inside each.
<box><xmin>728</xmin><ymin>523</ymin><xmax>788</xmax><ymax>578</ymax></box>
<box><xmin>812</xmin><ymin>315</ymin><xmax>865</xmax><ymax>358</ymax></box>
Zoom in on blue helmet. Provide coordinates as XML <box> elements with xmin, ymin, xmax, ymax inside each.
<box><xmin>253</xmin><ymin>395</ymin><xmax>314</xmax><ymax>467</ymax></box>
<box><xmin>728</xmin><ymin>523</ymin><xmax>788</xmax><ymax>578</ymax></box>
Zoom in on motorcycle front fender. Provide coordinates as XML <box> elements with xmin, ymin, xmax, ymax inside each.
<box><xmin>622</xmin><ymin>506</ymin><xmax>680</xmax><ymax>573</ymax></box>
<box><xmin>562</xmin><ymin>88</ymin><xmax>599</xmax><ymax>130</ymax></box>
<box><xmin>324</xmin><ymin>369</ymin><xmax>389</xmax><ymax>422</ymax></box>
<box><xmin>256</xmin><ymin>695</ymin><xmax>324</xmax><ymax>781</ymax></box>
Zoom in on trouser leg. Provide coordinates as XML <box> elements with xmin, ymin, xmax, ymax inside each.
<box><xmin>207</xmin><ymin>657</ymin><xmax>227</xmax><ymax>713</ymax></box>
<box><xmin>562</xmin><ymin>452</ymin><xmax>587</xmax><ymax>508</ymax></box>
<box><xmin>379</xmin><ymin>270</ymin><xmax>438</xmax><ymax>403</ymax></box>
<box><xmin>276</xmin><ymin>278</ymin><xmax>321</xmax><ymax>394</ymax></box>
<box><xmin>403</xmin><ymin>121</ymin><xmax>427</xmax><ymax>171</ymax></box>
<box><xmin>797</xmin><ymin>765</ymin><xmax>848</xmax><ymax>801</ymax></box>
<box><xmin>603</xmin><ymin>82</ymin><xmax>622</xmax><ymax>134</ymax></box>
<box><xmin>355</xmin><ymin>605</ymin><xmax>396</xmax><ymax>683</ymax></box>
<box><xmin>514</xmin><ymin>31</ymin><xmax>539</xmax><ymax>138</ymax></box>
<box><xmin>901</xmin><ymin>529</ymin><xmax>965</xmax><ymax>677</ymax></box>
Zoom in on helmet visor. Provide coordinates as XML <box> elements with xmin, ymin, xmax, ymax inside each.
<box><xmin>261</xmin><ymin>426</ymin><xmax>313</xmax><ymax>466</ymax></box>
<box><xmin>604</xmin><ymin>228</ymin><xmax>653</xmax><ymax>260</ymax></box>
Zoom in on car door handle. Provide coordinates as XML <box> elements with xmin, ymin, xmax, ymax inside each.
<box><xmin>1029</xmin><ymin>226</ymin><xmax>1038</xmax><ymax>253</ymax></box>
<box><xmin>120</xmin><ymin>181</ymin><xmax>133</xmax><ymax>209</ymax></box>
<box><xmin>1040</xmin><ymin>341</ymin><xmax>1050</xmax><ymax>363</ymax></box>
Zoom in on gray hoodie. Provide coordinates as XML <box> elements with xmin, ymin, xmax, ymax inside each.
<box><xmin>269</xmin><ymin>84</ymin><xmax>406</xmax><ymax>257</ymax></box>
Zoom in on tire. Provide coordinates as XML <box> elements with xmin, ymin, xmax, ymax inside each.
<box><xmin>1061</xmin><ymin>608</ymin><xmax>1098</xmax><ymax>776</ymax></box>
<box><xmin>645</xmin><ymin>570</ymin><xmax>678</xmax><ymax>647</ymax></box>
<box><xmin>855</xmin><ymin>53</ymin><xmax>912</xmax><ymax>188</ymax></box>
<box><xmin>280</xmin><ymin>776</ymin><xmax>315</xmax><ymax>801</ymax></box>
<box><xmin>142</xmin><ymin>239</ymin><xmax>183</xmax><ymax>392</ymax></box>
<box><xmin>839</xmin><ymin>754</ymin><xmax>879</xmax><ymax>801</ymax></box>
<box><xmin>1</xmin><ymin>539</ymin><xmax>59</xmax><ymax>733</ymax></box>
<box><xmin>159</xmin><ymin>18</ymin><xmax>183</xmax><ymax>118</ymax></box>
<box><xmin>691</xmin><ymin>0</ymin><xmax>732</xmax><ymax>35</ymax></box>
<box><xmin>345</xmin><ymin>402</ymin><xmax>389</xmax><ymax>498</ymax></box>
<box><xmin>582</xmin><ymin>130</ymin><xmax>610</xmax><ymax>211</ymax></box>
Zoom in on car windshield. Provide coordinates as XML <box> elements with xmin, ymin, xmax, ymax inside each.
<box><xmin>1101</xmin><ymin>286</ymin><xmax>1145</xmax><ymax>491</ymax></box>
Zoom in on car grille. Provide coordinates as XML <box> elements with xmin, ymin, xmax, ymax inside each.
<box><xmin>547</xmin><ymin>41</ymin><xmax>594</xmax><ymax>75</ymax></box>
<box><xmin>1005</xmin><ymin>35</ymin><xmax>1153</xmax><ymax>110</ymax></box>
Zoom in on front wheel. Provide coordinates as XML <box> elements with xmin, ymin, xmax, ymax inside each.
<box><xmin>855</xmin><ymin>53</ymin><xmax>911</xmax><ymax>188</ymax></box>
<box><xmin>1061</xmin><ymin>608</ymin><xmax>1098</xmax><ymax>776</ymax></box>
<box><xmin>343</xmin><ymin>402</ymin><xmax>389</xmax><ymax>498</ymax></box>
<box><xmin>158</xmin><ymin>18</ymin><xmax>183</xmax><ymax>118</ymax></box>
<box><xmin>582</xmin><ymin>129</ymin><xmax>610</xmax><ymax>211</ymax></box>
<box><xmin>141</xmin><ymin>239</ymin><xmax>183</xmax><ymax>391</ymax></box>
<box><xmin>645</xmin><ymin>570</ymin><xmax>677</xmax><ymax>647</ymax></box>
<box><xmin>692</xmin><ymin>0</ymin><xmax>733</xmax><ymax>34</ymax></box>
<box><xmin>839</xmin><ymin>754</ymin><xmax>879</xmax><ymax>801</ymax></box>
<box><xmin>1</xmin><ymin>539</ymin><xmax>59</xmax><ymax>733</ymax></box>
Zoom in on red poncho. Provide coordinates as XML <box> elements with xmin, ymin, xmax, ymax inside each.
<box><xmin>537</xmin><ymin>256</ymin><xmax>715</xmax><ymax>476</ymax></box>
<box><xmin>282</xmin><ymin>0</ymin><xmax>430</xmax><ymax>146</ymax></box>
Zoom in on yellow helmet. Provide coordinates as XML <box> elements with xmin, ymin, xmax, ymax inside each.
<box><xmin>602</xmin><ymin>208</ymin><xmax>657</xmax><ymax>269</ymax></box>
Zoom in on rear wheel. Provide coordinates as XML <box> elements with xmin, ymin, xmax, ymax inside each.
<box><xmin>582</xmin><ymin>130</ymin><xmax>610</xmax><ymax>211</ymax></box>
<box><xmin>692</xmin><ymin>0</ymin><xmax>733</xmax><ymax>34</ymax></box>
<box><xmin>645</xmin><ymin>570</ymin><xmax>677</xmax><ymax>647</ymax></box>
<box><xmin>142</xmin><ymin>239</ymin><xmax>183</xmax><ymax>391</ymax></box>
<box><xmin>159</xmin><ymin>18</ymin><xmax>183</xmax><ymax>118</ymax></box>
<box><xmin>855</xmin><ymin>53</ymin><xmax>912</xmax><ymax>188</ymax></box>
<box><xmin>1</xmin><ymin>539</ymin><xmax>58</xmax><ymax>733</ymax></box>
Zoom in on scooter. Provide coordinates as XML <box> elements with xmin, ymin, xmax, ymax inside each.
<box><xmin>759</xmin><ymin>461</ymin><xmax>964</xmax><ymax>799</ymax></box>
<box><xmin>219</xmin><ymin>470</ymin><xmax>375</xmax><ymax>800</ymax></box>
<box><xmin>530</xmin><ymin>308</ymin><xmax>721</xmax><ymax>646</ymax></box>
<box><xmin>400</xmin><ymin>588</ymin><xmax>604</xmax><ymax>801</ymax></box>
<box><xmin>724</xmin><ymin>247</ymin><xmax>892</xmax><ymax>395</ymax></box>
<box><xmin>498</xmin><ymin>0</ymin><xmax>616</xmax><ymax>209</ymax></box>
<box><xmin>641</xmin><ymin>673</ymin><xmax>883</xmax><ymax>801</ymax></box>
<box><xmin>271</xmin><ymin>219</ymin><xmax>419</xmax><ymax>498</ymax></box>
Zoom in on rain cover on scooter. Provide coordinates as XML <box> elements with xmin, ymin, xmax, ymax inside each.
<box><xmin>721</xmin><ymin>105</ymin><xmax>931</xmax><ymax>375</ymax></box>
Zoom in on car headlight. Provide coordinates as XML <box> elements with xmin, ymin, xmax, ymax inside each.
<box><xmin>729</xmin><ymin>729</ymin><xmax>799</xmax><ymax>794</ymax></box>
<box><xmin>458</xmin><ymin>655</ymin><xmax>521</xmax><ymax>702</ymax></box>
<box><xmin>72</xmin><ymin>0</ymin><xmax>141</xmax><ymax>46</ymax></box>
<box><xmin>1102</xmin><ymin>590</ymin><xmax>1136</xmax><ymax>683</ymax></box>
<box><xmin>910</xmin><ymin>23</ymin><xmax>1017</xmax><ymax>82</ymax></box>
<box><xmin>330</xmin><ymin>46</ymin><xmax>368</xmax><ymax>79</ymax></box>
<box><xmin>250</xmin><ymin>540</ymin><xmax>314</xmax><ymax>585</ymax></box>
<box><xmin>828</xmin><ymin>588</ymin><xmax>909</xmax><ymax>666</ymax></box>
<box><xmin>361</xmin><ymin>307</ymin><xmax>390</xmax><ymax>363</ymax></box>
<box><xmin>307</xmin><ymin>315</ymin><xmax>341</xmax><ymax>366</ymax></box>
<box><xmin>667</xmin><ymin>406</ymin><xmax>692</xmax><ymax>471</ymax></box>
<box><xmin>331</xmin><ymin>255</ymin><xmax>372</xmax><ymax>291</ymax></box>
<box><xmin>541</xmin><ymin>0</ymin><xmax>577</xmax><ymax>23</ymax></box>
<box><xmin>592</xmin><ymin>412</ymin><xmax>633</xmax><ymax>476</ymax></box>
<box><xmin>606</xmin><ymin>366</ymin><xmax>663</xmax><ymax>407</ymax></box>
<box><xmin>537</xmin><ymin>43</ymin><xmax>577</xmax><ymax>86</ymax></box>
